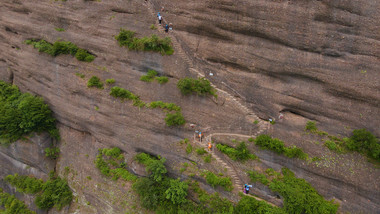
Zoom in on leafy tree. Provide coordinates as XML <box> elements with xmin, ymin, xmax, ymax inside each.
<box><xmin>165</xmin><ymin>178</ymin><xmax>188</xmax><ymax>205</ymax></box>
<box><xmin>146</xmin><ymin>158</ymin><xmax>167</xmax><ymax>182</ymax></box>
<box><xmin>348</xmin><ymin>129</ymin><xmax>380</xmax><ymax>160</ymax></box>
<box><xmin>0</xmin><ymin>188</ymin><xmax>35</xmax><ymax>214</ymax></box>
<box><xmin>35</xmin><ymin>176</ymin><xmax>73</xmax><ymax>210</ymax></box>
<box><xmin>0</xmin><ymin>81</ymin><xmax>59</xmax><ymax>144</ymax></box>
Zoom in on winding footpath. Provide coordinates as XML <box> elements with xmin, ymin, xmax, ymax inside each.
<box><xmin>145</xmin><ymin>2</ymin><xmax>274</xmax><ymax>206</ymax></box>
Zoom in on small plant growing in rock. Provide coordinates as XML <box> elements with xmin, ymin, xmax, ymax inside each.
<box><xmin>45</xmin><ymin>147</ymin><xmax>60</xmax><ymax>159</ymax></box>
<box><xmin>105</xmin><ymin>78</ymin><xmax>115</xmax><ymax>84</ymax></box>
<box><xmin>155</xmin><ymin>76</ymin><xmax>169</xmax><ymax>84</ymax></box>
<box><xmin>150</xmin><ymin>24</ymin><xmax>157</xmax><ymax>30</ymax></box>
<box><xmin>87</xmin><ymin>76</ymin><xmax>104</xmax><ymax>89</ymax></box>
<box><xmin>75</xmin><ymin>72</ymin><xmax>85</xmax><ymax>78</ymax></box>
<box><xmin>55</xmin><ymin>28</ymin><xmax>65</xmax><ymax>32</ymax></box>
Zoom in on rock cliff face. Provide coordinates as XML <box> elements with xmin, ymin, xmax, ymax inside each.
<box><xmin>0</xmin><ymin>0</ymin><xmax>379</xmax><ymax>213</ymax></box>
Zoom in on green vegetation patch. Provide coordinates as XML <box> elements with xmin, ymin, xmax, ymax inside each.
<box><xmin>202</xmin><ymin>171</ymin><xmax>233</xmax><ymax>191</ymax></box>
<box><xmin>165</xmin><ymin>112</ymin><xmax>186</xmax><ymax>126</ymax></box>
<box><xmin>25</xmin><ymin>39</ymin><xmax>95</xmax><ymax>62</ymax></box>
<box><xmin>306</xmin><ymin>120</ymin><xmax>379</xmax><ymax>162</ymax></box>
<box><xmin>140</xmin><ymin>69</ymin><xmax>158</xmax><ymax>82</ymax></box>
<box><xmin>347</xmin><ymin>129</ymin><xmax>380</xmax><ymax>161</ymax></box>
<box><xmin>115</xmin><ymin>28</ymin><xmax>173</xmax><ymax>55</ymax></box>
<box><xmin>110</xmin><ymin>86</ymin><xmax>145</xmax><ymax>107</ymax></box>
<box><xmin>105</xmin><ymin>78</ymin><xmax>115</xmax><ymax>84</ymax></box>
<box><xmin>45</xmin><ymin>147</ymin><xmax>60</xmax><ymax>159</ymax></box>
<box><xmin>254</xmin><ymin>135</ymin><xmax>308</xmax><ymax>160</ymax></box>
<box><xmin>54</xmin><ymin>28</ymin><xmax>65</xmax><ymax>32</ymax></box>
<box><xmin>247</xmin><ymin>170</ymin><xmax>270</xmax><ymax>185</ymax></box>
<box><xmin>269</xmin><ymin>168</ymin><xmax>339</xmax><ymax>214</ymax></box>
<box><xmin>87</xmin><ymin>76</ymin><xmax>104</xmax><ymax>89</ymax></box>
<box><xmin>95</xmin><ymin>147</ymin><xmax>137</xmax><ymax>182</ymax></box>
<box><xmin>0</xmin><ymin>81</ymin><xmax>59</xmax><ymax>144</ymax></box>
<box><xmin>216</xmin><ymin>141</ymin><xmax>257</xmax><ymax>161</ymax></box>
<box><xmin>149</xmin><ymin>101</ymin><xmax>181</xmax><ymax>112</ymax></box>
<box><xmin>5</xmin><ymin>173</ymin><xmax>72</xmax><ymax>210</ymax></box>
<box><xmin>234</xmin><ymin>196</ymin><xmax>285</xmax><ymax>214</ymax></box>
<box><xmin>177</xmin><ymin>77</ymin><xmax>217</xmax><ymax>97</ymax></box>
<box><xmin>140</xmin><ymin>69</ymin><xmax>169</xmax><ymax>84</ymax></box>
<box><xmin>0</xmin><ymin>188</ymin><xmax>36</xmax><ymax>214</ymax></box>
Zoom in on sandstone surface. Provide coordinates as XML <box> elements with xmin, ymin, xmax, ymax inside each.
<box><xmin>0</xmin><ymin>0</ymin><xmax>379</xmax><ymax>213</ymax></box>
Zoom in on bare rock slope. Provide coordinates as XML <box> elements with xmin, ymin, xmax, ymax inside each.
<box><xmin>0</xmin><ymin>0</ymin><xmax>379</xmax><ymax>213</ymax></box>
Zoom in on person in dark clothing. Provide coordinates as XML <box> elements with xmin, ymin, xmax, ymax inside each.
<box><xmin>165</xmin><ymin>24</ymin><xmax>169</xmax><ymax>33</ymax></box>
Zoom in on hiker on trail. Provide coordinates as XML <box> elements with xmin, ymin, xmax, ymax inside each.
<box><xmin>198</xmin><ymin>131</ymin><xmax>202</xmax><ymax>142</ymax></box>
<box><xmin>158</xmin><ymin>14</ymin><xmax>162</xmax><ymax>25</ymax></box>
<box><xmin>244</xmin><ymin>184</ymin><xmax>253</xmax><ymax>194</ymax></box>
<box><xmin>169</xmin><ymin>23</ymin><xmax>173</xmax><ymax>31</ymax></box>
<box><xmin>165</xmin><ymin>24</ymin><xmax>169</xmax><ymax>33</ymax></box>
<box><xmin>208</xmin><ymin>142</ymin><xmax>212</xmax><ymax>151</ymax></box>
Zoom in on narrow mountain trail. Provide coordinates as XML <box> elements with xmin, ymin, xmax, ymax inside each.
<box><xmin>145</xmin><ymin>2</ymin><xmax>275</xmax><ymax>206</ymax></box>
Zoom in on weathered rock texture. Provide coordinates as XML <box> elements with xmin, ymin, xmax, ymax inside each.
<box><xmin>0</xmin><ymin>0</ymin><xmax>379</xmax><ymax>213</ymax></box>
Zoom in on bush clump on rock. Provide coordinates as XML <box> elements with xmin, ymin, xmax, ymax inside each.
<box><xmin>25</xmin><ymin>39</ymin><xmax>95</xmax><ymax>62</ymax></box>
<box><xmin>115</xmin><ymin>29</ymin><xmax>173</xmax><ymax>55</ymax></box>
<box><xmin>87</xmin><ymin>76</ymin><xmax>104</xmax><ymax>89</ymax></box>
<box><xmin>0</xmin><ymin>81</ymin><xmax>59</xmax><ymax>144</ymax></box>
<box><xmin>177</xmin><ymin>77</ymin><xmax>217</xmax><ymax>97</ymax></box>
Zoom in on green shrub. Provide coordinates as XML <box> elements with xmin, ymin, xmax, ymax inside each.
<box><xmin>149</xmin><ymin>101</ymin><xmax>181</xmax><ymax>111</ymax></box>
<box><xmin>165</xmin><ymin>178</ymin><xmax>188</xmax><ymax>205</ymax></box>
<box><xmin>0</xmin><ymin>188</ymin><xmax>36</xmax><ymax>214</ymax></box>
<box><xmin>196</xmin><ymin>148</ymin><xmax>207</xmax><ymax>155</ymax></box>
<box><xmin>75</xmin><ymin>72</ymin><xmax>85</xmax><ymax>78</ymax></box>
<box><xmin>234</xmin><ymin>196</ymin><xmax>285</xmax><ymax>214</ymax></box>
<box><xmin>5</xmin><ymin>174</ymin><xmax>44</xmax><ymax>194</ymax></box>
<box><xmin>25</xmin><ymin>39</ymin><xmax>95</xmax><ymax>62</ymax></box>
<box><xmin>269</xmin><ymin>168</ymin><xmax>339</xmax><ymax>214</ymax></box>
<box><xmin>140</xmin><ymin>69</ymin><xmax>158</xmax><ymax>82</ymax></box>
<box><xmin>247</xmin><ymin>170</ymin><xmax>270</xmax><ymax>185</ymax></box>
<box><xmin>95</xmin><ymin>147</ymin><xmax>137</xmax><ymax>182</ymax></box>
<box><xmin>203</xmin><ymin>154</ymin><xmax>212</xmax><ymax>163</ymax></box>
<box><xmin>348</xmin><ymin>129</ymin><xmax>380</xmax><ymax>161</ymax></box>
<box><xmin>284</xmin><ymin>146</ymin><xmax>308</xmax><ymax>160</ymax></box>
<box><xmin>165</xmin><ymin>112</ymin><xmax>186</xmax><ymax>126</ymax></box>
<box><xmin>87</xmin><ymin>76</ymin><xmax>103</xmax><ymax>89</ymax></box>
<box><xmin>177</xmin><ymin>77</ymin><xmax>217</xmax><ymax>97</ymax></box>
<box><xmin>110</xmin><ymin>86</ymin><xmax>145</xmax><ymax>107</ymax></box>
<box><xmin>147</xmin><ymin>158</ymin><xmax>167</xmax><ymax>182</ymax></box>
<box><xmin>105</xmin><ymin>78</ymin><xmax>115</xmax><ymax>84</ymax></box>
<box><xmin>155</xmin><ymin>76</ymin><xmax>169</xmax><ymax>84</ymax></box>
<box><xmin>115</xmin><ymin>29</ymin><xmax>173</xmax><ymax>55</ymax></box>
<box><xmin>204</xmin><ymin>171</ymin><xmax>233</xmax><ymax>191</ymax></box>
<box><xmin>55</xmin><ymin>27</ymin><xmax>65</xmax><ymax>32</ymax></box>
<box><xmin>133</xmin><ymin>177</ymin><xmax>170</xmax><ymax>210</ymax></box>
<box><xmin>305</xmin><ymin>121</ymin><xmax>317</xmax><ymax>132</ymax></box>
<box><xmin>324</xmin><ymin>140</ymin><xmax>344</xmax><ymax>154</ymax></box>
<box><xmin>35</xmin><ymin>176</ymin><xmax>73</xmax><ymax>210</ymax></box>
<box><xmin>254</xmin><ymin>135</ymin><xmax>308</xmax><ymax>160</ymax></box>
<box><xmin>216</xmin><ymin>142</ymin><xmax>256</xmax><ymax>161</ymax></box>
<box><xmin>110</xmin><ymin>168</ymin><xmax>137</xmax><ymax>182</ymax></box>
<box><xmin>5</xmin><ymin>174</ymin><xmax>72</xmax><ymax>210</ymax></box>
<box><xmin>45</xmin><ymin>147</ymin><xmax>60</xmax><ymax>159</ymax></box>
<box><xmin>0</xmin><ymin>81</ymin><xmax>59</xmax><ymax>144</ymax></box>
<box><xmin>75</xmin><ymin>49</ymin><xmax>95</xmax><ymax>62</ymax></box>
<box><xmin>186</xmin><ymin>143</ymin><xmax>193</xmax><ymax>154</ymax></box>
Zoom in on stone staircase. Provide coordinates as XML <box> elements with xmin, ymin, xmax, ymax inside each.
<box><xmin>146</xmin><ymin>2</ymin><xmax>274</xmax><ymax>206</ymax></box>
